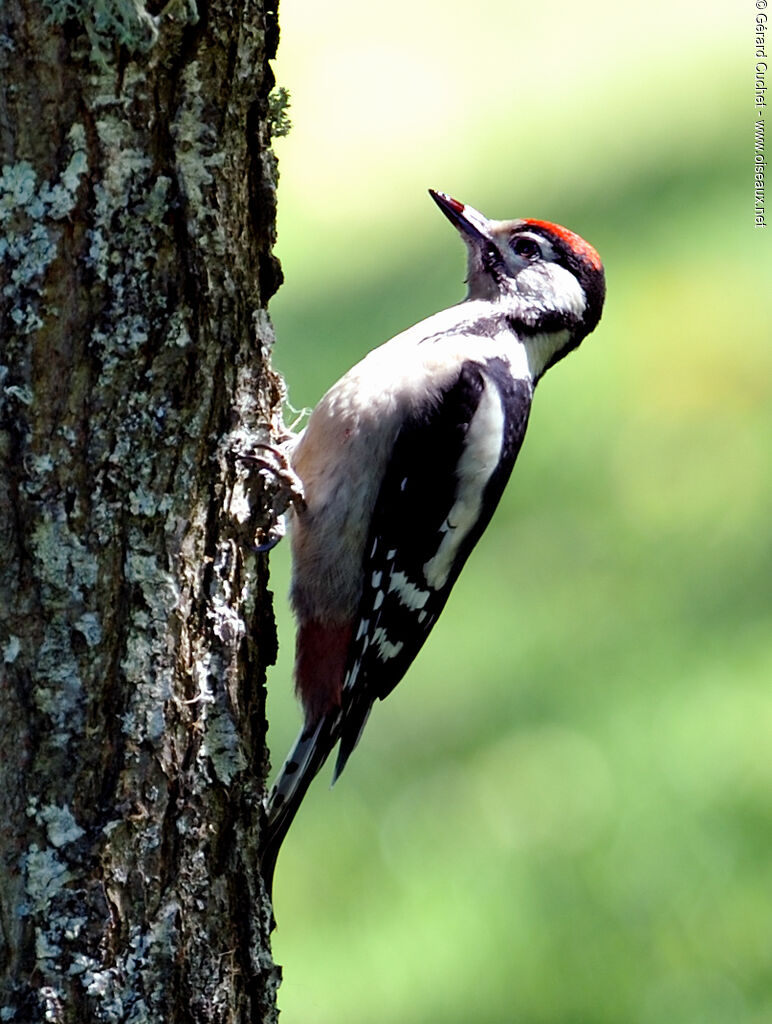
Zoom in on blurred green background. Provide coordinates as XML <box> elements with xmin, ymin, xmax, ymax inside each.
<box><xmin>264</xmin><ymin>0</ymin><xmax>772</xmax><ymax>1020</ymax></box>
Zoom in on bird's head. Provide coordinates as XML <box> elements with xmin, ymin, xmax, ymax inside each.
<box><xmin>429</xmin><ymin>189</ymin><xmax>605</xmax><ymax>375</ymax></box>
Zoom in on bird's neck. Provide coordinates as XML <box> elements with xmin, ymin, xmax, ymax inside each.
<box><xmin>453</xmin><ymin>297</ymin><xmax>578</xmax><ymax>384</ymax></box>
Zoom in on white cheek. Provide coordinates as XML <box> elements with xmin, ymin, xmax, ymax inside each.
<box><xmin>517</xmin><ymin>263</ymin><xmax>586</xmax><ymax>319</ymax></box>
<box><xmin>551</xmin><ymin>264</ymin><xmax>587</xmax><ymax>318</ymax></box>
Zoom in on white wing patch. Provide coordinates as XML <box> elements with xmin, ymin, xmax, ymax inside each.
<box><xmin>344</xmin><ymin>657</ymin><xmax>363</xmax><ymax>691</ymax></box>
<box><xmin>423</xmin><ymin>378</ymin><xmax>505</xmax><ymax>589</ymax></box>
<box><xmin>373</xmin><ymin>627</ymin><xmax>404</xmax><ymax>660</ymax></box>
<box><xmin>388</xmin><ymin>571</ymin><xmax>430</xmax><ymax>610</ymax></box>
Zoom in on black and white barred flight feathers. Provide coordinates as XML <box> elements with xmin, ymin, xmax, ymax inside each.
<box><xmin>259</xmin><ymin>189</ymin><xmax>605</xmax><ymax>899</ymax></box>
<box><xmin>333</xmin><ymin>359</ymin><xmax>533</xmax><ymax>779</ymax></box>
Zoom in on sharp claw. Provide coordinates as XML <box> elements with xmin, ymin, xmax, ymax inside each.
<box><xmin>237</xmin><ymin>445</ymin><xmax>305</xmax><ymax>511</ymax></box>
<box><xmin>235</xmin><ymin>443</ymin><xmax>306</xmax><ymax>552</ymax></box>
<box><xmin>252</xmin><ymin>515</ymin><xmax>287</xmax><ymax>552</ymax></box>
<box><xmin>251</xmin><ymin>535</ymin><xmax>282</xmax><ymax>553</ymax></box>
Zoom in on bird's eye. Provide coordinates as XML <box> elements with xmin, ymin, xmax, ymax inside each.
<box><xmin>511</xmin><ymin>236</ymin><xmax>541</xmax><ymax>260</ymax></box>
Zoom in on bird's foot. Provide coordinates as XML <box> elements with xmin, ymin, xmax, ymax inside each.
<box><xmin>237</xmin><ymin>443</ymin><xmax>306</xmax><ymax>551</ymax></box>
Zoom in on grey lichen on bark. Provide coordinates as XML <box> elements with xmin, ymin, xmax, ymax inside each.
<box><xmin>0</xmin><ymin>1</ymin><xmax>286</xmax><ymax>1020</ymax></box>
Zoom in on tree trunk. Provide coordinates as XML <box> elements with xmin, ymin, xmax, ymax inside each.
<box><xmin>0</xmin><ymin>2</ymin><xmax>284</xmax><ymax>1020</ymax></box>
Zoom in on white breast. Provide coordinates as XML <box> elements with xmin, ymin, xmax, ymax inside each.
<box><xmin>289</xmin><ymin>301</ymin><xmax>530</xmax><ymax>622</ymax></box>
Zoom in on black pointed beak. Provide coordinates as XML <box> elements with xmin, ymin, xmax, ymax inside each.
<box><xmin>428</xmin><ymin>189</ymin><xmax>492</xmax><ymax>245</ymax></box>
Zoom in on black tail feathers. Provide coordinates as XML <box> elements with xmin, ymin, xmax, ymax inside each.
<box><xmin>259</xmin><ymin>713</ymin><xmax>339</xmax><ymax>903</ymax></box>
<box><xmin>260</xmin><ymin>692</ymin><xmax>378</xmax><ymax>906</ymax></box>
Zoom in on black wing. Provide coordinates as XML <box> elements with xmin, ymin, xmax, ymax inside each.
<box><xmin>333</xmin><ymin>358</ymin><xmax>533</xmax><ymax>779</ymax></box>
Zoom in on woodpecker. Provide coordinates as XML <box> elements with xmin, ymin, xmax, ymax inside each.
<box><xmin>261</xmin><ymin>190</ymin><xmax>605</xmax><ymax>894</ymax></box>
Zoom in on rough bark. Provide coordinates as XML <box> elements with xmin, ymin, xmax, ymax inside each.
<box><xmin>0</xmin><ymin>1</ymin><xmax>284</xmax><ymax>1020</ymax></box>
